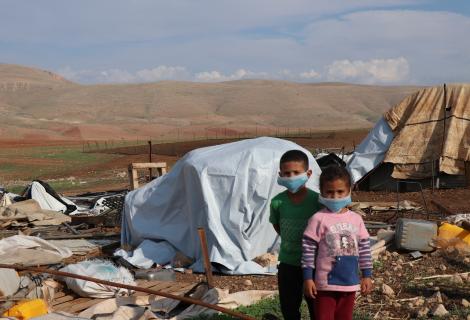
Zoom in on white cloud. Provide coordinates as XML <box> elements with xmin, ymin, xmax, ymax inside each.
<box><xmin>100</xmin><ymin>69</ymin><xmax>135</xmax><ymax>83</ymax></box>
<box><xmin>135</xmin><ymin>66</ymin><xmax>189</xmax><ymax>82</ymax></box>
<box><xmin>194</xmin><ymin>69</ymin><xmax>268</xmax><ymax>82</ymax></box>
<box><xmin>303</xmin><ymin>10</ymin><xmax>470</xmax><ymax>83</ymax></box>
<box><xmin>299</xmin><ymin>69</ymin><xmax>321</xmax><ymax>79</ymax></box>
<box><xmin>58</xmin><ymin>65</ymin><xmax>190</xmax><ymax>83</ymax></box>
<box><xmin>326</xmin><ymin>57</ymin><xmax>409</xmax><ymax>83</ymax></box>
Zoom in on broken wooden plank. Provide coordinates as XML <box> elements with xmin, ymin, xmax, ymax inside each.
<box><xmin>54</xmin><ymin>298</ymin><xmax>90</xmax><ymax>312</ymax></box>
<box><xmin>64</xmin><ymin>298</ymin><xmax>106</xmax><ymax>313</ymax></box>
<box><xmin>131</xmin><ymin>162</ymin><xmax>167</xmax><ymax>170</ymax></box>
<box><xmin>52</xmin><ymin>295</ymin><xmax>74</xmax><ymax>306</ymax></box>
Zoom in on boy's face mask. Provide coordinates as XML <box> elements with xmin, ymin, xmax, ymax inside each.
<box><xmin>277</xmin><ymin>172</ymin><xmax>309</xmax><ymax>193</ymax></box>
<box><xmin>319</xmin><ymin>194</ymin><xmax>352</xmax><ymax>213</ymax></box>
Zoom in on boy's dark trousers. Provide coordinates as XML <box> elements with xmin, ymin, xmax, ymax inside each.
<box><xmin>278</xmin><ymin>263</ymin><xmax>315</xmax><ymax>320</ymax></box>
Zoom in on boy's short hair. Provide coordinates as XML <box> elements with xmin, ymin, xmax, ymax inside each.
<box><xmin>319</xmin><ymin>165</ymin><xmax>351</xmax><ymax>190</ymax></box>
<box><xmin>280</xmin><ymin>150</ymin><xmax>309</xmax><ymax>170</ymax></box>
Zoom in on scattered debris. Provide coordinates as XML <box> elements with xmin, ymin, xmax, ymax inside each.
<box><xmin>0</xmin><ymin>268</ymin><xmax>20</xmax><ymax>297</ymax></box>
<box><xmin>381</xmin><ymin>284</ymin><xmax>395</xmax><ymax>297</ymax></box>
<box><xmin>60</xmin><ymin>260</ymin><xmax>136</xmax><ymax>298</ymax></box>
<box><xmin>0</xmin><ymin>235</ymin><xmax>72</xmax><ymax>265</ymax></box>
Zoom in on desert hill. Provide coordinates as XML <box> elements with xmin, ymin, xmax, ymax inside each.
<box><xmin>0</xmin><ymin>64</ymin><xmax>421</xmax><ymax>140</ymax></box>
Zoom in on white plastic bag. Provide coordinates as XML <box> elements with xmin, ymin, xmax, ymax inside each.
<box><xmin>60</xmin><ymin>260</ymin><xmax>135</xmax><ymax>298</ymax></box>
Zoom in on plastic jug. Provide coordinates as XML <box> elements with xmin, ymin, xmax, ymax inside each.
<box><xmin>3</xmin><ymin>299</ymin><xmax>48</xmax><ymax>319</ymax></box>
<box><xmin>438</xmin><ymin>222</ymin><xmax>470</xmax><ymax>245</ymax></box>
<box><xmin>395</xmin><ymin>218</ymin><xmax>437</xmax><ymax>252</ymax></box>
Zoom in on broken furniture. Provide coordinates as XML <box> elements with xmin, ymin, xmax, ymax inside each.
<box><xmin>128</xmin><ymin>162</ymin><xmax>167</xmax><ymax>190</ymax></box>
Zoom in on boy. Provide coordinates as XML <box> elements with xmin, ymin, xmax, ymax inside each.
<box><xmin>270</xmin><ymin>150</ymin><xmax>320</xmax><ymax>320</ymax></box>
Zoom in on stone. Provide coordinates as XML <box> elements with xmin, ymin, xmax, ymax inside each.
<box><xmin>439</xmin><ymin>264</ymin><xmax>447</xmax><ymax>271</ymax></box>
<box><xmin>463</xmin><ymin>257</ymin><xmax>470</xmax><ymax>263</ymax></box>
<box><xmin>417</xmin><ymin>307</ymin><xmax>429</xmax><ymax>318</ymax></box>
<box><xmin>243</xmin><ymin>279</ymin><xmax>253</xmax><ymax>286</ymax></box>
<box><xmin>116</xmin><ymin>171</ymin><xmax>127</xmax><ymax>178</ymax></box>
<box><xmin>445</xmin><ymin>247</ymin><xmax>456</xmax><ymax>254</ymax></box>
<box><xmin>381</xmin><ymin>284</ymin><xmax>395</xmax><ymax>297</ymax></box>
<box><xmin>432</xmin><ymin>291</ymin><xmax>443</xmax><ymax>304</ymax></box>
<box><xmin>414</xmin><ymin>297</ymin><xmax>425</xmax><ymax>307</ymax></box>
<box><xmin>462</xmin><ymin>299</ymin><xmax>470</xmax><ymax>308</ymax></box>
<box><xmin>172</xmin><ymin>251</ymin><xmax>195</xmax><ymax>268</ymax></box>
<box><xmin>451</xmin><ymin>274</ymin><xmax>464</xmax><ymax>284</ymax></box>
<box><xmin>431</xmin><ymin>250</ymin><xmax>440</xmax><ymax>257</ymax></box>
<box><xmin>432</xmin><ymin>304</ymin><xmax>449</xmax><ymax>317</ymax></box>
<box><xmin>253</xmin><ymin>253</ymin><xmax>278</xmax><ymax>267</ymax></box>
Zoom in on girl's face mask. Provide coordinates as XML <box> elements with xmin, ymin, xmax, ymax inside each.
<box><xmin>277</xmin><ymin>172</ymin><xmax>309</xmax><ymax>193</ymax></box>
<box><xmin>319</xmin><ymin>194</ymin><xmax>352</xmax><ymax>213</ymax></box>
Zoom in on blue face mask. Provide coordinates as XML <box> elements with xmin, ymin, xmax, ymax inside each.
<box><xmin>277</xmin><ymin>172</ymin><xmax>309</xmax><ymax>193</ymax></box>
<box><xmin>319</xmin><ymin>194</ymin><xmax>352</xmax><ymax>213</ymax></box>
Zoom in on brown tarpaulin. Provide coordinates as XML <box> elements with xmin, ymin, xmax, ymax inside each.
<box><xmin>383</xmin><ymin>84</ymin><xmax>470</xmax><ymax>179</ymax></box>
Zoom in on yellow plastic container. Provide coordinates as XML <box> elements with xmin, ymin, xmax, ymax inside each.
<box><xmin>438</xmin><ymin>222</ymin><xmax>470</xmax><ymax>245</ymax></box>
<box><xmin>3</xmin><ymin>299</ymin><xmax>48</xmax><ymax>320</ymax></box>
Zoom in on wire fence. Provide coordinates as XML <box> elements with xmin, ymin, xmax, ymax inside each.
<box><xmin>81</xmin><ymin>127</ymin><xmax>345</xmax><ymax>153</ymax></box>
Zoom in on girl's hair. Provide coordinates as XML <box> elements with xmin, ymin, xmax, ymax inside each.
<box><xmin>319</xmin><ymin>165</ymin><xmax>351</xmax><ymax>191</ymax></box>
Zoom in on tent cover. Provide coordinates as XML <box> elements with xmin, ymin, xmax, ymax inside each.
<box><xmin>348</xmin><ymin>84</ymin><xmax>470</xmax><ymax>182</ymax></box>
<box><xmin>121</xmin><ymin>137</ymin><xmax>321</xmax><ymax>274</ymax></box>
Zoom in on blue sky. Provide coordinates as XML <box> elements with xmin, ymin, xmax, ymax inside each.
<box><xmin>0</xmin><ymin>0</ymin><xmax>469</xmax><ymax>84</ymax></box>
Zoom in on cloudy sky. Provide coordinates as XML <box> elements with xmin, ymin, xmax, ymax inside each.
<box><xmin>1</xmin><ymin>0</ymin><xmax>469</xmax><ymax>84</ymax></box>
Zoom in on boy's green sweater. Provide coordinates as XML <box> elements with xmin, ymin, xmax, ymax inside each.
<box><xmin>269</xmin><ymin>189</ymin><xmax>320</xmax><ymax>266</ymax></box>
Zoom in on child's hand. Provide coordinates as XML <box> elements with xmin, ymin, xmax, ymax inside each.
<box><xmin>304</xmin><ymin>279</ymin><xmax>317</xmax><ymax>298</ymax></box>
<box><xmin>361</xmin><ymin>277</ymin><xmax>373</xmax><ymax>295</ymax></box>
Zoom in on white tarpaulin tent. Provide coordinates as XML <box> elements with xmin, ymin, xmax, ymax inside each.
<box><xmin>121</xmin><ymin>137</ymin><xmax>321</xmax><ymax>274</ymax></box>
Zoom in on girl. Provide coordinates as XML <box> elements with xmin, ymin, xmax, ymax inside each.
<box><xmin>301</xmin><ymin>165</ymin><xmax>373</xmax><ymax>320</ymax></box>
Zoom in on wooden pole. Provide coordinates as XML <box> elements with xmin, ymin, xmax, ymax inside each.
<box><xmin>0</xmin><ymin>264</ymin><xmax>255</xmax><ymax>320</ymax></box>
<box><xmin>198</xmin><ymin>227</ymin><xmax>215</xmax><ymax>288</ymax></box>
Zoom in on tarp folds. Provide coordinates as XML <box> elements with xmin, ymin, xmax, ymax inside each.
<box><xmin>347</xmin><ymin>117</ymin><xmax>394</xmax><ymax>183</ymax></box>
<box><xmin>384</xmin><ymin>84</ymin><xmax>470</xmax><ymax>178</ymax></box>
<box><xmin>0</xmin><ymin>235</ymin><xmax>72</xmax><ymax>266</ymax></box>
<box><xmin>121</xmin><ymin>137</ymin><xmax>321</xmax><ymax>274</ymax></box>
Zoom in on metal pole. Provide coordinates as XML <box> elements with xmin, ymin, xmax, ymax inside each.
<box><xmin>437</xmin><ymin>83</ymin><xmax>448</xmax><ymax>189</ymax></box>
<box><xmin>148</xmin><ymin>140</ymin><xmax>153</xmax><ymax>179</ymax></box>
<box><xmin>0</xmin><ymin>264</ymin><xmax>255</xmax><ymax>320</ymax></box>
